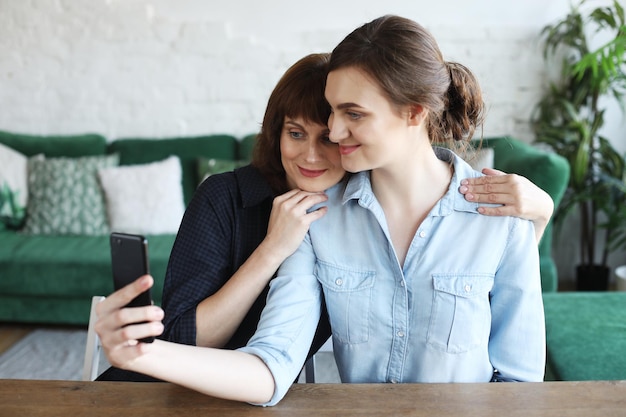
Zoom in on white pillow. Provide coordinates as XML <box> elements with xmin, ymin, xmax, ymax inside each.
<box><xmin>98</xmin><ymin>156</ymin><xmax>185</xmax><ymax>235</ymax></box>
<box><xmin>467</xmin><ymin>148</ymin><xmax>495</xmax><ymax>171</ymax></box>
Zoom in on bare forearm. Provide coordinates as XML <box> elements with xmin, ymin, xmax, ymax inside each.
<box><xmin>523</xmin><ymin>185</ymin><xmax>552</xmax><ymax>243</ymax></box>
<box><xmin>131</xmin><ymin>340</ymin><xmax>275</xmax><ymax>404</ymax></box>
<box><xmin>194</xmin><ymin>190</ymin><xmax>329</xmax><ymax>347</ymax></box>
<box><xmin>532</xmin><ymin>212</ymin><xmax>549</xmax><ymax>243</ymax></box>
<box><xmin>194</xmin><ymin>240</ymin><xmax>287</xmax><ymax>347</ymax></box>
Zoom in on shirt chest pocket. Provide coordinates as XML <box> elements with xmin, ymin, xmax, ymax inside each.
<box><xmin>427</xmin><ymin>273</ymin><xmax>494</xmax><ymax>354</ymax></box>
<box><xmin>316</xmin><ymin>262</ymin><xmax>375</xmax><ymax>345</ymax></box>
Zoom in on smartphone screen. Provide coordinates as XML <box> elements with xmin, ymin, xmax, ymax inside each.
<box><xmin>110</xmin><ymin>232</ymin><xmax>155</xmax><ymax>343</ymax></box>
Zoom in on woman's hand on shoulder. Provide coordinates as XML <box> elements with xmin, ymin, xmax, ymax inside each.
<box><xmin>459</xmin><ymin>168</ymin><xmax>553</xmax><ymax>242</ymax></box>
<box><xmin>94</xmin><ymin>275</ymin><xmax>164</xmax><ymax>369</ymax></box>
<box><xmin>261</xmin><ymin>189</ymin><xmax>329</xmax><ymax>261</ymax></box>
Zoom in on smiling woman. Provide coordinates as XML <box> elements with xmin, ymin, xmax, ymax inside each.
<box><xmin>236</xmin><ymin>17</ymin><xmax>544</xmax><ymax>405</ymax></box>
<box><xmin>280</xmin><ymin>117</ymin><xmax>344</xmax><ymax>192</ymax></box>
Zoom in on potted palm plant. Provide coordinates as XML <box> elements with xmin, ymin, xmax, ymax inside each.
<box><xmin>532</xmin><ymin>0</ymin><xmax>626</xmax><ymax>290</ymax></box>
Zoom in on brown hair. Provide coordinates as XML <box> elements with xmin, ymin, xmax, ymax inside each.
<box><xmin>328</xmin><ymin>15</ymin><xmax>485</xmax><ymax>153</ymax></box>
<box><xmin>251</xmin><ymin>53</ymin><xmax>331</xmax><ymax>193</ymax></box>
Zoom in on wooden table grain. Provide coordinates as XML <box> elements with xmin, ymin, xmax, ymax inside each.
<box><xmin>1</xmin><ymin>379</ymin><xmax>625</xmax><ymax>416</ymax></box>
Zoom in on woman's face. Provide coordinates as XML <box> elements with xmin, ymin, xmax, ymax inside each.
<box><xmin>280</xmin><ymin>116</ymin><xmax>345</xmax><ymax>192</ymax></box>
<box><xmin>325</xmin><ymin>66</ymin><xmax>415</xmax><ymax>173</ymax></box>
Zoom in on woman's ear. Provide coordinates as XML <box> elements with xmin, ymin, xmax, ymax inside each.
<box><xmin>407</xmin><ymin>104</ymin><xmax>427</xmax><ymax>126</ymax></box>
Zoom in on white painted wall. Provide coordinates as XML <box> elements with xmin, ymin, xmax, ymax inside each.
<box><xmin>4</xmin><ymin>0</ymin><xmax>622</xmax><ymax>144</ymax></box>
<box><xmin>0</xmin><ymin>0</ymin><xmax>624</xmax><ymax>283</ymax></box>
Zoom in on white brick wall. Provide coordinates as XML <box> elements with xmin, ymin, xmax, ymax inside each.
<box><xmin>4</xmin><ymin>0</ymin><xmax>622</xmax><ymax>148</ymax></box>
<box><xmin>1</xmin><ymin>0</ymin><xmax>624</xmax><ymax>282</ymax></box>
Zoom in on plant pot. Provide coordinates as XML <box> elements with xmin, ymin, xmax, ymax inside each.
<box><xmin>576</xmin><ymin>264</ymin><xmax>610</xmax><ymax>291</ymax></box>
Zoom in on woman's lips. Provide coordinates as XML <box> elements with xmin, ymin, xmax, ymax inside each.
<box><xmin>339</xmin><ymin>145</ymin><xmax>360</xmax><ymax>155</ymax></box>
<box><xmin>298</xmin><ymin>167</ymin><xmax>326</xmax><ymax>178</ymax></box>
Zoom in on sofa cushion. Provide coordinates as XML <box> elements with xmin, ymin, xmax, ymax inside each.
<box><xmin>0</xmin><ymin>232</ymin><xmax>175</xmax><ymax>303</ymax></box>
<box><xmin>98</xmin><ymin>156</ymin><xmax>185</xmax><ymax>235</ymax></box>
<box><xmin>107</xmin><ymin>135</ymin><xmax>238</xmax><ymax>204</ymax></box>
<box><xmin>22</xmin><ymin>154</ymin><xmax>119</xmax><ymax>236</ymax></box>
<box><xmin>0</xmin><ymin>130</ymin><xmax>107</xmax><ymax>157</ymax></box>
<box><xmin>543</xmin><ymin>292</ymin><xmax>626</xmax><ymax>381</ymax></box>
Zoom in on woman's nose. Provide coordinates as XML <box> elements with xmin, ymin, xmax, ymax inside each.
<box><xmin>304</xmin><ymin>141</ymin><xmax>322</xmax><ymax>162</ymax></box>
<box><xmin>328</xmin><ymin>113</ymin><xmax>347</xmax><ymax>143</ymax></box>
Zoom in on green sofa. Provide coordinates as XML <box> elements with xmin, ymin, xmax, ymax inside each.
<box><xmin>0</xmin><ymin>130</ymin><xmax>256</xmax><ymax>325</ymax></box>
<box><xmin>0</xmin><ymin>133</ymin><xmax>569</xmax><ymax>326</ymax></box>
<box><xmin>543</xmin><ymin>291</ymin><xmax>626</xmax><ymax>381</ymax></box>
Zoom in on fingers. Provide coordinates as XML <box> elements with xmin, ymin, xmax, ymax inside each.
<box><xmin>270</xmin><ymin>189</ymin><xmax>328</xmax><ymax>228</ymax></box>
<box><xmin>264</xmin><ymin>190</ymin><xmax>329</xmax><ymax>260</ymax></box>
<box><xmin>302</xmin><ymin>205</ymin><xmax>328</xmax><ymax>223</ymax></box>
<box><xmin>476</xmin><ymin>205</ymin><xmax>516</xmax><ymax>217</ymax></box>
<box><xmin>461</xmin><ymin>172</ymin><xmax>516</xmax><ymax>188</ymax></box>
<box><xmin>464</xmin><ymin>191</ymin><xmax>516</xmax><ymax>205</ymax></box>
<box><xmin>273</xmin><ymin>189</ymin><xmax>328</xmax><ymax>212</ymax></box>
<box><xmin>94</xmin><ymin>275</ymin><xmax>164</xmax><ymax>347</ymax></box>
<box><xmin>460</xmin><ymin>170</ymin><xmax>554</xmax><ymax>226</ymax></box>
<box><xmin>481</xmin><ymin>167</ymin><xmax>505</xmax><ymax>176</ymax></box>
<box><xmin>96</xmin><ymin>275</ymin><xmax>153</xmax><ymax>317</ymax></box>
<box><xmin>95</xmin><ymin>305</ymin><xmax>164</xmax><ymax>354</ymax></box>
<box><xmin>460</xmin><ymin>174</ymin><xmax>523</xmax><ymax>199</ymax></box>
<box><xmin>114</xmin><ymin>319</ymin><xmax>164</xmax><ymax>345</ymax></box>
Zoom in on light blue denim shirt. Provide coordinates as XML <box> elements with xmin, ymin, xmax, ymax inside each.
<box><xmin>239</xmin><ymin>148</ymin><xmax>546</xmax><ymax>406</ymax></box>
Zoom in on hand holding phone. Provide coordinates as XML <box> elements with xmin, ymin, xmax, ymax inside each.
<box><xmin>110</xmin><ymin>232</ymin><xmax>155</xmax><ymax>343</ymax></box>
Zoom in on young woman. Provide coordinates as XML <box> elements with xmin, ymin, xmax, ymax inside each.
<box><xmin>95</xmin><ymin>18</ymin><xmax>546</xmax><ymax>404</ymax></box>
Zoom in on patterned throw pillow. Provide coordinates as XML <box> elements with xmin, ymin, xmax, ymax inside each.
<box><xmin>22</xmin><ymin>154</ymin><xmax>119</xmax><ymax>235</ymax></box>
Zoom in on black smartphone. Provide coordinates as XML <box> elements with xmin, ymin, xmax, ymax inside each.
<box><xmin>110</xmin><ymin>232</ymin><xmax>155</xmax><ymax>343</ymax></box>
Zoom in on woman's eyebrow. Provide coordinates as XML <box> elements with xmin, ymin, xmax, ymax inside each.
<box><xmin>335</xmin><ymin>102</ymin><xmax>363</xmax><ymax>110</ymax></box>
<box><xmin>284</xmin><ymin>120</ymin><xmax>304</xmax><ymax>129</ymax></box>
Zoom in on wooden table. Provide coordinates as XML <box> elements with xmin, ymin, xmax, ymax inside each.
<box><xmin>1</xmin><ymin>379</ymin><xmax>625</xmax><ymax>416</ymax></box>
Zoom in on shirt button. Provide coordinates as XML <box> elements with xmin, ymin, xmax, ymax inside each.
<box><xmin>335</xmin><ymin>278</ymin><xmax>343</xmax><ymax>286</ymax></box>
<box><xmin>419</xmin><ymin>231</ymin><xmax>426</xmax><ymax>238</ymax></box>
<box><xmin>389</xmin><ymin>378</ymin><xmax>398</xmax><ymax>384</ymax></box>
<box><xmin>397</xmin><ymin>331</ymin><xmax>405</xmax><ymax>337</ymax></box>
<box><xmin>400</xmin><ymin>280</ymin><xmax>405</xmax><ymax>287</ymax></box>
<box><xmin>464</xmin><ymin>284</ymin><xmax>472</xmax><ymax>293</ymax></box>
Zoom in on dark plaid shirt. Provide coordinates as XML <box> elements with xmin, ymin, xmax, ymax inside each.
<box><xmin>160</xmin><ymin>165</ymin><xmax>330</xmax><ymax>354</ymax></box>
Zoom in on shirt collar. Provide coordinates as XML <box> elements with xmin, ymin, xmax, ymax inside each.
<box><xmin>341</xmin><ymin>147</ymin><xmax>487</xmax><ymax>216</ymax></box>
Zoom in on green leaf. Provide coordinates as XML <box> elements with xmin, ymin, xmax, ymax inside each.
<box><xmin>532</xmin><ymin>0</ymin><xmax>626</xmax><ymax>266</ymax></box>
